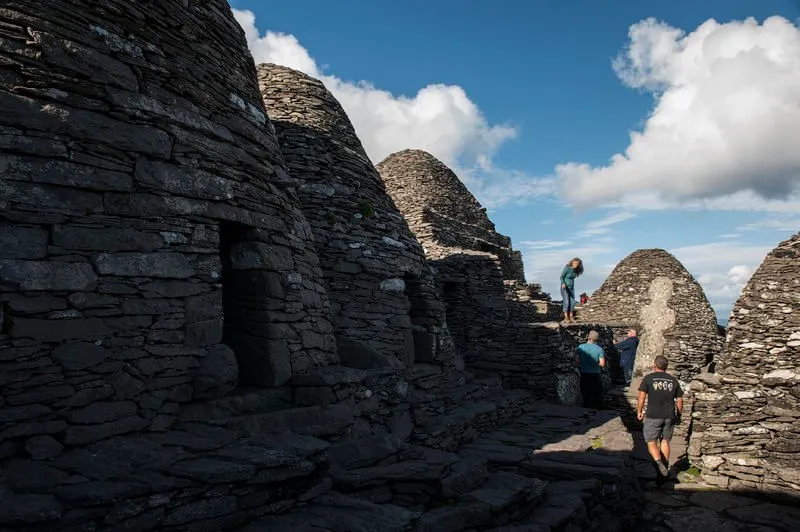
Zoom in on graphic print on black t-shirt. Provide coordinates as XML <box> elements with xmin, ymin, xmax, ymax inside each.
<box><xmin>638</xmin><ymin>372</ymin><xmax>683</xmax><ymax>419</ymax></box>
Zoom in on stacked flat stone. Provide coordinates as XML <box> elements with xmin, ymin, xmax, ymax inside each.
<box><xmin>690</xmin><ymin>232</ymin><xmax>800</xmax><ymax>497</ymax></box>
<box><xmin>376</xmin><ymin>149</ymin><xmax>526</xmax><ymax>282</ymax></box>
<box><xmin>256</xmin><ymin>65</ymin><xmax>454</xmax><ymax>368</ymax></box>
<box><xmin>582</xmin><ymin>249</ymin><xmax>722</xmax><ymax>382</ymax></box>
<box><xmin>0</xmin><ymin>0</ymin><xmax>340</xmax><ymax>454</ymax></box>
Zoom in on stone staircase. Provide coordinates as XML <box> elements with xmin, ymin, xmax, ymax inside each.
<box><xmin>239</xmin><ymin>404</ymin><xmax>641</xmax><ymax>531</ymax></box>
<box><xmin>6</xmin><ymin>365</ymin><xmax>640</xmax><ymax>531</ymax></box>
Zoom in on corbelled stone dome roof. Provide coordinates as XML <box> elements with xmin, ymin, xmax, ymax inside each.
<box><xmin>690</xmin><ymin>232</ymin><xmax>800</xmax><ymax>495</ymax></box>
<box><xmin>584</xmin><ymin>248</ymin><xmax>721</xmax><ymax>381</ymax></box>
<box><xmin>257</xmin><ymin>65</ymin><xmax>453</xmax><ymax>367</ymax></box>
<box><xmin>376</xmin><ymin>149</ymin><xmax>525</xmax><ymax>282</ymax></box>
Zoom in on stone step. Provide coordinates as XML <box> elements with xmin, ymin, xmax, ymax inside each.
<box><xmin>211</xmin><ymin>403</ymin><xmax>356</xmax><ymax>438</ymax></box>
<box><xmin>412</xmin><ymin>389</ymin><xmax>534</xmax><ymax>450</ymax></box>
<box><xmin>240</xmin><ymin>492</ymin><xmax>419</xmax><ymax>531</ymax></box>
<box><xmin>522</xmin><ymin>493</ymin><xmax>587</xmax><ymax>530</ymax></box>
<box><xmin>414</xmin><ymin>472</ymin><xmax>547</xmax><ymax>532</ymax></box>
<box><xmin>177</xmin><ymin>387</ymin><xmax>293</xmax><ymax>422</ymax></box>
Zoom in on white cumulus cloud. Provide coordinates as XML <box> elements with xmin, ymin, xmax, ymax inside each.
<box><xmin>671</xmin><ymin>241</ymin><xmax>771</xmax><ymax>322</ymax></box>
<box><xmin>232</xmin><ymin>7</ymin><xmax>546</xmax><ymax>205</ymax></box>
<box><xmin>558</xmin><ymin>16</ymin><xmax>800</xmax><ymax>209</ymax></box>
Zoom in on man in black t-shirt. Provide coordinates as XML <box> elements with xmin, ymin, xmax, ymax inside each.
<box><xmin>637</xmin><ymin>355</ymin><xmax>683</xmax><ymax>478</ymax></box>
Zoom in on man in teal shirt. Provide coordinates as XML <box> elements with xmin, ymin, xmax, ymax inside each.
<box><xmin>575</xmin><ymin>330</ymin><xmax>606</xmax><ymax>409</ymax></box>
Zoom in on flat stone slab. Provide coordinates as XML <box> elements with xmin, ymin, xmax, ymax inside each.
<box><xmin>242</xmin><ymin>492</ymin><xmax>420</xmax><ymax>532</ymax></box>
<box><xmin>688</xmin><ymin>491</ymin><xmax>758</xmax><ymax>513</ymax></box>
<box><xmin>459</xmin><ymin>439</ymin><xmax>531</xmax><ymax>465</ymax></box>
<box><xmin>327</xmin><ymin>435</ymin><xmax>402</xmax><ymax>470</ymax></box>
<box><xmin>725</xmin><ymin>503</ymin><xmax>800</xmax><ymax>530</ymax></box>
<box><xmin>414</xmin><ymin>502</ymin><xmax>492</xmax><ymax>532</ymax></box>
<box><xmin>332</xmin><ymin>460</ymin><xmax>447</xmax><ymax>489</ymax></box>
<box><xmin>663</xmin><ymin>506</ymin><xmax>748</xmax><ymax>532</ymax></box>
<box><xmin>460</xmin><ymin>472</ymin><xmax>546</xmax><ymax>511</ymax></box>
<box><xmin>440</xmin><ymin>456</ymin><xmax>489</xmax><ymax>499</ymax></box>
<box><xmin>520</xmin><ymin>458</ymin><xmax>621</xmax><ymax>482</ymax></box>
<box><xmin>524</xmin><ymin>493</ymin><xmax>586</xmax><ymax>529</ymax></box>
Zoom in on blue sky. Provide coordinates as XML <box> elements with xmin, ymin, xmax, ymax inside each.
<box><xmin>229</xmin><ymin>0</ymin><xmax>800</xmax><ymax>323</ymax></box>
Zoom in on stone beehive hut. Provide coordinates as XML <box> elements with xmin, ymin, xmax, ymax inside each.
<box><xmin>257</xmin><ymin>65</ymin><xmax>453</xmax><ymax>369</ymax></box>
<box><xmin>376</xmin><ymin>149</ymin><xmax>526</xmax><ymax>283</ymax></box>
<box><xmin>583</xmin><ymin>249</ymin><xmax>721</xmax><ymax>381</ymax></box>
<box><xmin>0</xmin><ymin>0</ymin><xmax>339</xmax><ymax>447</ymax></box>
<box><xmin>690</xmin><ymin>232</ymin><xmax>800</xmax><ymax>496</ymax></box>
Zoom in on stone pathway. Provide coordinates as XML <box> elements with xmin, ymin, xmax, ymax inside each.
<box><xmin>4</xmin><ymin>373</ymin><xmax>800</xmax><ymax>531</ymax></box>
<box><xmin>244</xmin><ymin>403</ymin><xmax>641</xmax><ymax>531</ymax></box>
<box><xmin>608</xmin><ymin>380</ymin><xmax>800</xmax><ymax>532</ymax></box>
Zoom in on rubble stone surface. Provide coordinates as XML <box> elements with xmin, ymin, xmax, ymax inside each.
<box><xmin>690</xmin><ymin>233</ymin><xmax>800</xmax><ymax>497</ymax></box>
<box><xmin>582</xmin><ymin>249</ymin><xmax>723</xmax><ymax>381</ymax></box>
<box><xmin>256</xmin><ymin>65</ymin><xmax>454</xmax><ymax>368</ymax></box>
<box><xmin>376</xmin><ymin>149</ymin><xmax>526</xmax><ymax>283</ymax></box>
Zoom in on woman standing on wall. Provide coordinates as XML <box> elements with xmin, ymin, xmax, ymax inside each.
<box><xmin>560</xmin><ymin>257</ymin><xmax>583</xmax><ymax>323</ymax></box>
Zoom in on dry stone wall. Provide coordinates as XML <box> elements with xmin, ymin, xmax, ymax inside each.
<box><xmin>376</xmin><ymin>149</ymin><xmax>526</xmax><ymax>283</ymax></box>
<box><xmin>582</xmin><ymin>249</ymin><xmax>722</xmax><ymax>382</ymax></box>
<box><xmin>0</xmin><ymin>0</ymin><xmax>339</xmax><ymax>459</ymax></box>
<box><xmin>689</xmin><ymin>232</ymin><xmax>800</xmax><ymax>497</ymax></box>
<box><xmin>257</xmin><ymin>65</ymin><xmax>454</xmax><ymax>369</ymax></box>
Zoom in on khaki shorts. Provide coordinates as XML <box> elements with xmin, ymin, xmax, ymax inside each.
<box><xmin>643</xmin><ymin>417</ymin><xmax>675</xmax><ymax>442</ymax></box>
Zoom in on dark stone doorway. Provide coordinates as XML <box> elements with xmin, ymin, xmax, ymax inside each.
<box><xmin>219</xmin><ymin>221</ymin><xmax>291</xmax><ymax>387</ymax></box>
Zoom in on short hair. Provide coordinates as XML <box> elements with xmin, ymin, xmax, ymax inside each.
<box><xmin>629</xmin><ymin>329</ymin><xmax>637</xmax><ymax>335</ymax></box>
<box><xmin>587</xmin><ymin>330</ymin><xmax>600</xmax><ymax>342</ymax></box>
<box><xmin>654</xmin><ymin>355</ymin><xmax>668</xmax><ymax>370</ymax></box>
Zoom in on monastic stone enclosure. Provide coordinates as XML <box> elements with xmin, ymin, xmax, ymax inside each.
<box><xmin>583</xmin><ymin>249</ymin><xmax>722</xmax><ymax>382</ymax></box>
<box><xmin>5</xmin><ymin>1</ymin><xmax>796</xmax><ymax>529</ymax></box>
<box><xmin>375</xmin><ymin>150</ymin><xmax>578</xmax><ymax>399</ymax></box>
<box><xmin>256</xmin><ymin>65</ymin><xmax>453</xmax><ymax>369</ymax></box>
<box><xmin>689</xmin><ymin>232</ymin><xmax>800</xmax><ymax>497</ymax></box>
<box><xmin>376</xmin><ymin>149</ymin><xmax>526</xmax><ymax>283</ymax></box>
<box><xmin>0</xmin><ymin>0</ymin><xmax>342</xmax><ymax>433</ymax></box>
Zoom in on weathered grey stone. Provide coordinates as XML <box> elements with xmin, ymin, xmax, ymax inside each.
<box><xmin>583</xmin><ymin>248</ymin><xmax>723</xmax><ymax>381</ymax></box>
<box><xmin>259</xmin><ymin>65</ymin><xmax>453</xmax><ymax>369</ymax></box>
<box><xmin>67</xmin><ymin>401</ymin><xmax>137</xmax><ymax>424</ymax></box>
<box><xmin>328</xmin><ymin>435</ymin><xmax>401</xmax><ymax>470</ymax></box>
<box><xmin>25</xmin><ymin>435</ymin><xmax>64</xmax><ymax>459</ymax></box>
<box><xmin>243</xmin><ymin>493</ymin><xmax>419</xmax><ymax>532</ymax></box>
<box><xmin>0</xmin><ymin>156</ymin><xmax>132</xmax><ymax>192</ymax></box>
<box><xmin>55</xmin><ymin>480</ymin><xmax>150</xmax><ymax>507</ymax></box>
<box><xmin>93</xmin><ymin>252</ymin><xmax>194</xmax><ymax>278</ymax></box>
<box><xmin>52</xmin><ymin>342</ymin><xmax>112</xmax><ymax>370</ymax></box>
<box><xmin>52</xmin><ymin>226</ymin><xmax>163</xmax><ymax>252</ymax></box>
<box><xmin>170</xmin><ymin>458</ymin><xmax>257</xmax><ymax>483</ymax></box>
<box><xmin>691</xmin><ymin>233</ymin><xmax>800</xmax><ymax>496</ymax></box>
<box><xmin>63</xmin><ymin>416</ymin><xmax>149</xmax><ymax>445</ymax></box>
<box><xmin>11</xmin><ymin>318</ymin><xmax>111</xmax><ymax>342</ymax></box>
<box><xmin>0</xmin><ymin>261</ymin><xmax>97</xmax><ymax>291</ymax></box>
<box><xmin>36</xmin><ymin>31</ymin><xmax>138</xmax><ymax>90</ymax></box>
<box><xmin>135</xmin><ymin>159</ymin><xmax>235</xmax><ymax>201</ymax></box>
<box><xmin>162</xmin><ymin>496</ymin><xmax>238</xmax><ymax>526</ymax></box>
<box><xmin>1</xmin><ymin>457</ymin><xmax>70</xmax><ymax>490</ymax></box>
<box><xmin>193</xmin><ymin>344</ymin><xmax>238</xmax><ymax>399</ymax></box>
<box><xmin>0</xmin><ymin>494</ymin><xmax>62</xmax><ymax>524</ymax></box>
<box><xmin>0</xmin><ymin>225</ymin><xmax>48</xmax><ymax>259</ymax></box>
<box><xmin>440</xmin><ymin>457</ymin><xmax>489</xmax><ymax>499</ymax></box>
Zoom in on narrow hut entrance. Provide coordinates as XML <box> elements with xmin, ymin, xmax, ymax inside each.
<box><xmin>219</xmin><ymin>221</ymin><xmax>285</xmax><ymax>387</ymax></box>
<box><xmin>441</xmin><ymin>281</ymin><xmax>468</xmax><ymax>354</ymax></box>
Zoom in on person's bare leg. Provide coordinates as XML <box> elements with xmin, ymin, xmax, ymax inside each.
<box><xmin>648</xmin><ymin>440</ymin><xmax>669</xmax><ymax>476</ymax></box>
<box><xmin>646</xmin><ymin>441</ymin><xmax>662</xmax><ymax>462</ymax></box>
<box><xmin>563</xmin><ymin>312</ymin><xmax>569</xmax><ymax>323</ymax></box>
<box><xmin>660</xmin><ymin>438</ymin><xmax>671</xmax><ymax>464</ymax></box>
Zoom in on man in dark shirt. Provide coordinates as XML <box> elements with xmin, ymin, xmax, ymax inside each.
<box><xmin>614</xmin><ymin>329</ymin><xmax>640</xmax><ymax>386</ymax></box>
<box><xmin>637</xmin><ymin>355</ymin><xmax>683</xmax><ymax>478</ymax></box>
